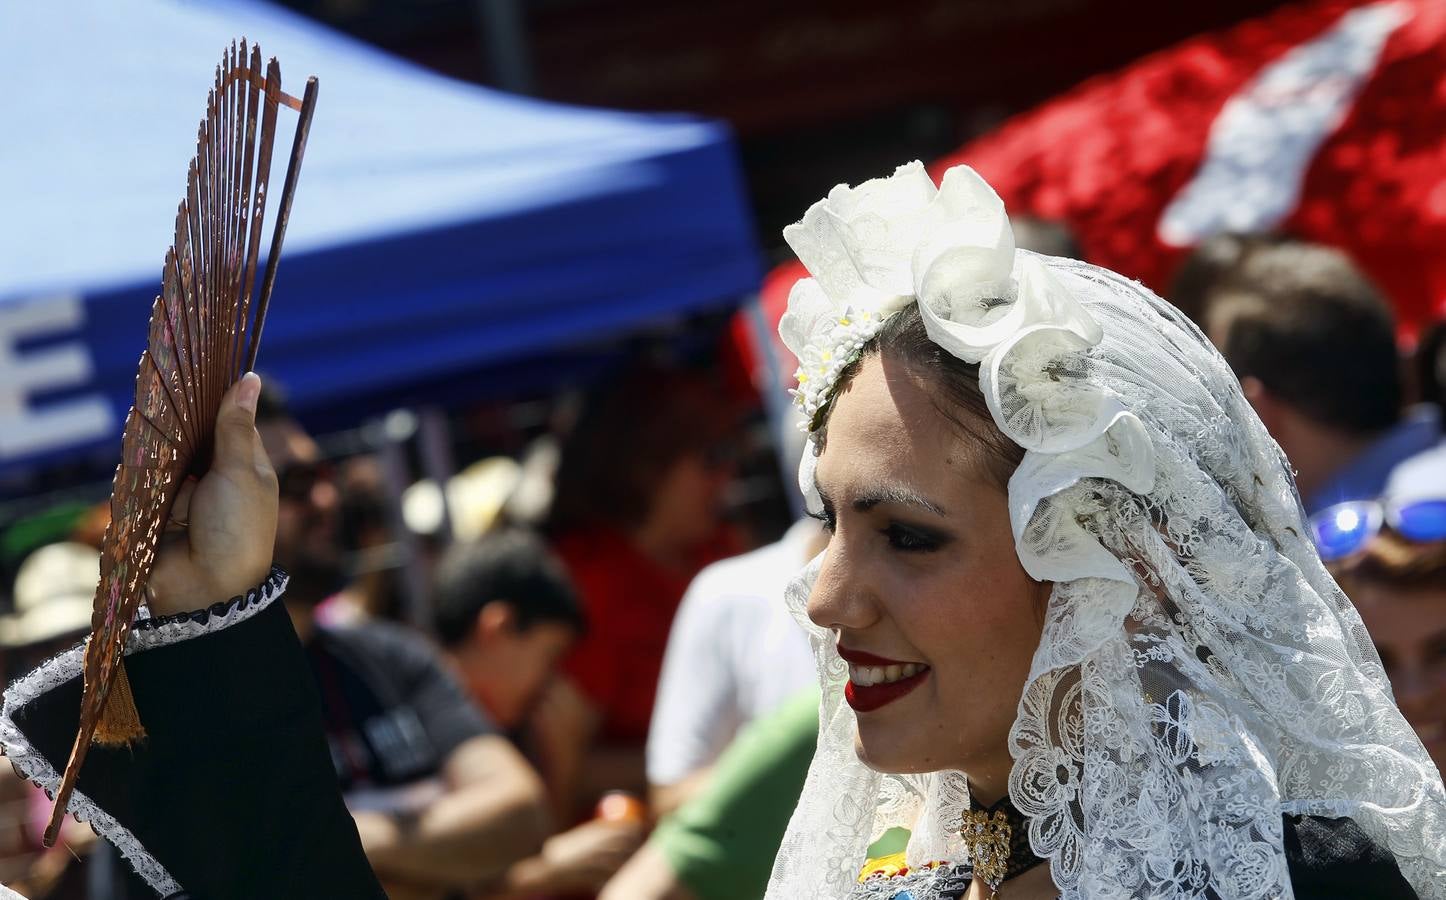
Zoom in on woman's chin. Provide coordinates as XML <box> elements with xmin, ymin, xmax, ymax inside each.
<box><xmin>853</xmin><ymin>727</ymin><xmax>948</xmax><ymax>775</ymax></box>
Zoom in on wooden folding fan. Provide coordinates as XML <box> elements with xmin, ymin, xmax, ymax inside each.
<box><xmin>43</xmin><ymin>41</ymin><xmax>319</xmax><ymax>847</ymax></box>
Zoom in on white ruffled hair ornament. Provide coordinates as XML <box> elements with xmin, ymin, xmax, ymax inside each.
<box><xmin>767</xmin><ymin>162</ymin><xmax>1446</xmax><ymax>900</ymax></box>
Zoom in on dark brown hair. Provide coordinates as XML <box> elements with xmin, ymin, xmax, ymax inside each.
<box><xmin>433</xmin><ymin>528</ymin><xmax>585</xmax><ymax>646</ymax></box>
<box><xmin>814</xmin><ymin>305</ymin><xmax>1024</xmax><ymax>488</ymax></box>
<box><xmin>1205</xmin><ymin>241</ymin><xmax>1400</xmax><ymax>435</ymax></box>
<box><xmin>545</xmin><ymin>366</ymin><xmax>736</xmax><ymax>535</ymax></box>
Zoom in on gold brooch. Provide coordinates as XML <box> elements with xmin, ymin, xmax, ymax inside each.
<box><xmin>958</xmin><ymin>808</ymin><xmax>1011</xmax><ymax>895</ymax></box>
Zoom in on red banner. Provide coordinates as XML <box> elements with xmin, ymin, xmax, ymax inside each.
<box><xmin>941</xmin><ymin>0</ymin><xmax>1446</xmax><ymax>331</ymax></box>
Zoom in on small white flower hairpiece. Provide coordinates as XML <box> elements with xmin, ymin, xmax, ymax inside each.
<box><xmin>778</xmin><ymin>161</ymin><xmax>1020</xmax><ymax>427</ymax></box>
<box><xmin>780</xmin><ymin>161</ymin><xmax>1127</xmax><ymax>534</ymax></box>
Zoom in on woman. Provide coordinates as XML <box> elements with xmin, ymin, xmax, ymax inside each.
<box><xmin>3</xmin><ymin>165</ymin><xmax>1444</xmax><ymax>899</ymax></box>
<box><xmin>537</xmin><ymin>365</ymin><xmax>740</xmax><ymax>821</ymax></box>
<box><xmin>764</xmin><ymin>163</ymin><xmax>1444</xmax><ymax>898</ymax></box>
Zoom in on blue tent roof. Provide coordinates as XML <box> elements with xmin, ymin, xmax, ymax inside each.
<box><xmin>0</xmin><ymin>0</ymin><xmax>761</xmax><ymax>478</ymax></box>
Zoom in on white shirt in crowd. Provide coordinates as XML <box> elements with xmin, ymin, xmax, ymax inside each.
<box><xmin>645</xmin><ymin>519</ymin><xmax>819</xmax><ymax>787</ymax></box>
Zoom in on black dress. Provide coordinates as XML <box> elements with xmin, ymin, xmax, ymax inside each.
<box><xmin>3</xmin><ymin>571</ymin><xmax>385</xmax><ymax>900</ymax></box>
<box><xmin>0</xmin><ymin>573</ymin><xmax>1424</xmax><ymax>899</ymax></box>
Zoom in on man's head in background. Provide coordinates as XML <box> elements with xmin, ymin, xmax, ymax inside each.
<box><xmin>1332</xmin><ymin>529</ymin><xmax>1446</xmax><ymax>771</ymax></box>
<box><xmin>1168</xmin><ymin>232</ymin><xmax>1289</xmax><ymax>325</ymax></box>
<box><xmin>1198</xmin><ymin>240</ymin><xmax>1404</xmax><ymax>504</ymax></box>
<box><xmin>254</xmin><ymin>382</ymin><xmax>345</xmax><ymax>610</ymax></box>
<box><xmin>434</xmin><ymin>529</ymin><xmax>586</xmax><ymax>729</ymax></box>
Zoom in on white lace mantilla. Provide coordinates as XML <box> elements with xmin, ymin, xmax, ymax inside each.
<box><xmin>766</xmin><ymin>163</ymin><xmax>1446</xmax><ymax>899</ymax></box>
<box><xmin>0</xmin><ymin>569</ymin><xmax>288</xmax><ymax>898</ymax></box>
<box><xmin>853</xmin><ymin>863</ymin><xmax>973</xmax><ymax>899</ymax></box>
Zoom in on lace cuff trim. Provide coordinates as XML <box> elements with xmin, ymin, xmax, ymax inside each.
<box><xmin>0</xmin><ymin>567</ymin><xmax>289</xmax><ymax>898</ymax></box>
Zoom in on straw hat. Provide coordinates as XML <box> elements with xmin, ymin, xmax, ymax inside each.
<box><xmin>0</xmin><ymin>542</ymin><xmax>97</xmax><ymax>648</ymax></box>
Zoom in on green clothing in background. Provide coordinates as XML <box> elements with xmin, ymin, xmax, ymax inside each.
<box><xmin>650</xmin><ymin>687</ymin><xmax>820</xmax><ymax>900</ymax></box>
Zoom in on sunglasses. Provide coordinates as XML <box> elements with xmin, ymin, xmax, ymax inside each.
<box><xmin>1309</xmin><ymin>498</ymin><xmax>1446</xmax><ymax>561</ymax></box>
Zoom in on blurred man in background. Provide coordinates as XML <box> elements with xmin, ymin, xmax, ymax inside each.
<box><xmin>1328</xmin><ymin>446</ymin><xmax>1446</xmax><ymax>772</ymax></box>
<box><xmin>433</xmin><ymin>530</ymin><xmax>645</xmax><ymax>896</ymax></box>
<box><xmin>1168</xmin><ymin>232</ymin><xmax>1277</xmax><ymax>326</ymax></box>
<box><xmin>434</xmin><ymin>529</ymin><xmax>584</xmax><ymax>734</ymax></box>
<box><xmin>1200</xmin><ymin>240</ymin><xmax>1438</xmax><ymax>513</ymax></box>
<box><xmin>254</xmin><ymin>387</ymin><xmax>549</xmax><ymax>900</ymax></box>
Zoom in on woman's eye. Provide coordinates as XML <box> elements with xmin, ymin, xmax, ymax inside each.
<box><xmin>882</xmin><ymin>523</ymin><xmax>941</xmax><ymax>552</ymax></box>
<box><xmin>809</xmin><ymin>508</ymin><xmax>837</xmax><ymax>533</ymax></box>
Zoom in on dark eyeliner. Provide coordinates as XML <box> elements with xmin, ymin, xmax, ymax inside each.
<box><xmin>809</xmin><ymin>498</ymin><xmax>838</xmax><ymax>533</ymax></box>
<box><xmin>883</xmin><ymin>521</ymin><xmax>950</xmax><ymax>552</ymax></box>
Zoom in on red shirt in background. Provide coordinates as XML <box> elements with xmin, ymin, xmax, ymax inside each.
<box><xmin>554</xmin><ymin>527</ymin><xmax>734</xmax><ymax>744</ymax></box>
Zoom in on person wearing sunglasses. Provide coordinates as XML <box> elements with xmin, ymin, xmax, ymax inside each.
<box><xmin>1330</xmin><ymin>525</ymin><xmax>1446</xmax><ymax>775</ymax></box>
<box><xmin>1321</xmin><ymin>446</ymin><xmax>1446</xmax><ymax>773</ymax></box>
<box><xmin>1310</xmin><ymin>497</ymin><xmax>1446</xmax><ymax>563</ymax></box>
<box><xmin>1310</xmin><ymin>443</ymin><xmax>1446</xmax><ymax>563</ymax></box>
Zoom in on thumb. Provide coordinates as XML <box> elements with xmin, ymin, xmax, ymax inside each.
<box><xmin>212</xmin><ymin>372</ymin><xmax>266</xmax><ymax>475</ymax></box>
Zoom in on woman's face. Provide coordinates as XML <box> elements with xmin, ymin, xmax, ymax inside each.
<box><xmin>808</xmin><ymin>353</ymin><xmax>1046</xmax><ymax>800</ymax></box>
<box><xmin>1350</xmin><ymin>581</ymin><xmax>1446</xmax><ymax>770</ymax></box>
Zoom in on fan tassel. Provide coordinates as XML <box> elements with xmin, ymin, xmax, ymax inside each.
<box><xmin>93</xmin><ymin>660</ymin><xmax>146</xmax><ymax>746</ymax></box>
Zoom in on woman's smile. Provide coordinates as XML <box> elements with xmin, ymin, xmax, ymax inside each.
<box><xmin>837</xmin><ymin>644</ymin><xmax>932</xmax><ymax>712</ymax></box>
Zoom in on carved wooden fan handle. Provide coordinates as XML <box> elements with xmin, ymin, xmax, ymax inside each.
<box><xmin>246</xmin><ymin>75</ymin><xmax>318</xmax><ymax>373</ymax></box>
<box><xmin>223</xmin><ymin>65</ymin><xmax>305</xmax><ymax>112</ymax></box>
<box><xmin>41</xmin><ymin>41</ymin><xmax>317</xmax><ymax>851</ymax></box>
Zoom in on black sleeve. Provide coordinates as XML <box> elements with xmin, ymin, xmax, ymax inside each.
<box><xmin>1284</xmin><ymin>814</ymin><xmax>1418</xmax><ymax>899</ymax></box>
<box><xmin>343</xmin><ymin>619</ymin><xmax>495</xmax><ymax>763</ymax></box>
<box><xmin>3</xmin><ymin>571</ymin><xmax>387</xmax><ymax>900</ymax></box>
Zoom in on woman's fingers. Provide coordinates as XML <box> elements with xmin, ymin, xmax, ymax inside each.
<box><xmin>147</xmin><ymin>375</ymin><xmax>279</xmax><ymax>616</ymax></box>
<box><xmin>199</xmin><ymin>372</ymin><xmax>278</xmax><ymax>590</ymax></box>
<box><xmin>213</xmin><ymin>373</ymin><xmax>273</xmax><ymax>486</ymax></box>
<box><xmin>168</xmin><ymin>477</ymin><xmax>196</xmax><ymax>530</ymax></box>
<box><xmin>205</xmin><ymin>372</ymin><xmax>278</xmax><ymax>548</ymax></box>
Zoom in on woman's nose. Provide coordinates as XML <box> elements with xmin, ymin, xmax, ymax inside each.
<box><xmin>807</xmin><ymin>539</ymin><xmax>879</xmax><ymax>631</ymax></box>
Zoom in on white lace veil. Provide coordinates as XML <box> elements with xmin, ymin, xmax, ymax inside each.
<box><xmin>765</xmin><ymin>162</ymin><xmax>1446</xmax><ymax>899</ymax></box>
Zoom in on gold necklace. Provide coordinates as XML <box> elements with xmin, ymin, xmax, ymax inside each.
<box><xmin>958</xmin><ymin>807</ymin><xmax>1011</xmax><ymax>895</ymax></box>
<box><xmin>958</xmin><ymin>794</ymin><xmax>1045</xmax><ymax>898</ymax></box>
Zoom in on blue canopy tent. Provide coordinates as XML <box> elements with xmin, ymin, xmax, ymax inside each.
<box><xmin>0</xmin><ymin>0</ymin><xmax>762</xmax><ymax>485</ymax></box>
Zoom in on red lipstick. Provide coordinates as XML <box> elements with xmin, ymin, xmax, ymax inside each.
<box><xmin>838</xmin><ymin>645</ymin><xmax>930</xmax><ymax>713</ymax></box>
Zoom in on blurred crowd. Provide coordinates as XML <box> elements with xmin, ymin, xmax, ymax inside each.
<box><xmin>4</xmin><ymin>225</ymin><xmax>1446</xmax><ymax>899</ymax></box>
<box><xmin>2</xmin><ymin>215</ymin><xmax>1434</xmax><ymax>897</ymax></box>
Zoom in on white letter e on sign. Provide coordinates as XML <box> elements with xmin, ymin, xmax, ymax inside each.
<box><xmin>0</xmin><ymin>295</ymin><xmax>115</xmax><ymax>461</ymax></box>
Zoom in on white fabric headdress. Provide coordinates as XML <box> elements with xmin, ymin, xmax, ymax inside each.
<box><xmin>768</xmin><ymin>162</ymin><xmax>1446</xmax><ymax>899</ymax></box>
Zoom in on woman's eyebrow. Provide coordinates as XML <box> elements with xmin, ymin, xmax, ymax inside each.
<box><xmin>853</xmin><ymin>485</ymin><xmax>947</xmax><ymax>517</ymax></box>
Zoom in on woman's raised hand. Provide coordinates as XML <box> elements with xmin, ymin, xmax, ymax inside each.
<box><xmin>147</xmin><ymin>372</ymin><xmax>279</xmax><ymax>616</ymax></box>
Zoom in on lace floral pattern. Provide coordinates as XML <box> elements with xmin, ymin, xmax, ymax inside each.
<box><xmin>0</xmin><ymin>568</ymin><xmax>288</xmax><ymax>898</ymax></box>
<box><xmin>851</xmin><ymin>862</ymin><xmax>973</xmax><ymax>899</ymax></box>
<box><xmin>765</xmin><ymin>163</ymin><xmax>1446</xmax><ymax>899</ymax></box>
